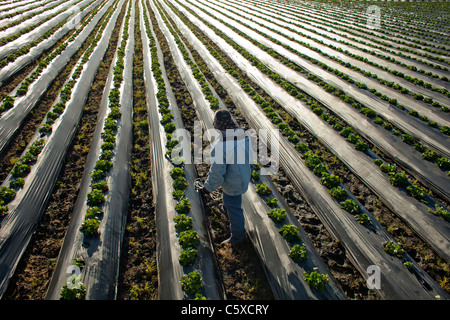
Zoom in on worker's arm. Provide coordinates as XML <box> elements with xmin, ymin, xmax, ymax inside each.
<box><xmin>203</xmin><ymin>143</ymin><xmax>226</xmax><ymax>192</ymax></box>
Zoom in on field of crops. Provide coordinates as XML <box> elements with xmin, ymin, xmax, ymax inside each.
<box><xmin>0</xmin><ymin>0</ymin><xmax>448</xmax><ymax>301</ymax></box>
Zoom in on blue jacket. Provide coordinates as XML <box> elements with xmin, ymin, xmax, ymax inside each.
<box><xmin>204</xmin><ymin>133</ymin><xmax>252</xmax><ymax>196</ymax></box>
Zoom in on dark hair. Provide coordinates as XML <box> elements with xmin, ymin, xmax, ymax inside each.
<box><xmin>213</xmin><ymin>109</ymin><xmax>237</xmax><ymax>131</ymax></box>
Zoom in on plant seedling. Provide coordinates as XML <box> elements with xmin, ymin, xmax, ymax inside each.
<box><xmin>180</xmin><ymin>270</ymin><xmax>203</xmax><ymax>295</ymax></box>
<box><xmin>0</xmin><ymin>203</ymin><xmax>8</xmax><ymax>217</ymax></box>
<box><xmin>256</xmin><ymin>183</ymin><xmax>271</xmax><ymax>195</ymax></box>
<box><xmin>80</xmin><ymin>217</ymin><xmax>100</xmax><ymax>236</ymax></box>
<box><xmin>289</xmin><ymin>244</ymin><xmax>308</xmax><ymax>262</ymax></box>
<box><xmin>383</xmin><ymin>240</ymin><xmax>404</xmax><ymax>258</ymax></box>
<box><xmin>340</xmin><ymin>199</ymin><xmax>360</xmax><ymax>214</ymax></box>
<box><xmin>179</xmin><ymin>248</ymin><xmax>198</xmax><ymax>266</ymax></box>
<box><xmin>86</xmin><ymin>189</ymin><xmax>105</xmax><ymax>206</ymax></box>
<box><xmin>303</xmin><ymin>268</ymin><xmax>329</xmax><ymax>290</ymax></box>
<box><xmin>173</xmin><ymin>177</ymin><xmax>189</xmax><ymax>190</ymax></box>
<box><xmin>179</xmin><ymin>230</ymin><xmax>200</xmax><ymax>248</ymax></box>
<box><xmin>172</xmin><ymin>190</ymin><xmax>185</xmax><ymax>200</ymax></box>
<box><xmin>174</xmin><ymin>214</ymin><xmax>193</xmax><ymax>231</ymax></box>
<box><xmin>268</xmin><ymin>208</ymin><xmax>287</xmax><ymax>223</ymax></box>
<box><xmin>170</xmin><ymin>167</ymin><xmax>185</xmax><ymax>179</ymax></box>
<box><xmin>330</xmin><ymin>186</ymin><xmax>348</xmax><ymax>201</ymax></box>
<box><xmin>60</xmin><ymin>283</ymin><xmax>86</xmax><ymax>300</ymax></box>
<box><xmin>251</xmin><ymin>170</ymin><xmax>260</xmax><ymax>181</ymax></box>
<box><xmin>0</xmin><ymin>187</ymin><xmax>16</xmax><ymax>204</ymax></box>
<box><xmin>279</xmin><ymin>224</ymin><xmax>300</xmax><ymax>242</ymax></box>
<box><xmin>265</xmin><ymin>197</ymin><xmax>278</xmax><ymax>208</ymax></box>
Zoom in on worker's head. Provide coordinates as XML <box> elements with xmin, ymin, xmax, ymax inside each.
<box><xmin>213</xmin><ymin>109</ymin><xmax>237</xmax><ymax>131</ymax></box>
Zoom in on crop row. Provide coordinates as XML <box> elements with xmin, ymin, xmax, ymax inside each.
<box><xmin>221</xmin><ymin>0</ymin><xmax>450</xmax><ymax>102</ymax></box>
<box><xmin>1</xmin><ymin>0</ymin><xmax>448</xmax><ymax>300</ymax></box>
<box><xmin>0</xmin><ymin>0</ymin><xmax>111</xmax><ymax>220</ymax></box>
<box><xmin>0</xmin><ymin>0</ymin><xmax>86</xmax><ymax>69</ymax></box>
<box><xmin>61</xmin><ymin>0</ymin><xmax>131</xmax><ymax>299</ymax></box>
<box><xmin>159</xmin><ymin>0</ymin><xmax>344</xmax><ymax>297</ymax></box>
<box><xmin>269</xmin><ymin>0</ymin><xmax>450</xmax><ymax>62</ymax></box>
<box><xmin>164</xmin><ymin>0</ymin><xmax>450</xmax><ymax>298</ymax></box>
<box><xmin>178</xmin><ymin>0</ymin><xmax>449</xmax><ymax>221</ymax></box>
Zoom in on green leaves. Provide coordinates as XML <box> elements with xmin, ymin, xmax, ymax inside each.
<box><xmin>174</xmin><ymin>214</ymin><xmax>193</xmax><ymax>231</ymax></box>
<box><xmin>279</xmin><ymin>224</ymin><xmax>300</xmax><ymax>242</ymax></box>
<box><xmin>268</xmin><ymin>208</ymin><xmax>286</xmax><ymax>223</ymax></box>
<box><xmin>256</xmin><ymin>183</ymin><xmax>271</xmax><ymax>195</ymax></box>
<box><xmin>180</xmin><ymin>271</ymin><xmax>203</xmax><ymax>295</ymax></box>
<box><xmin>179</xmin><ymin>230</ymin><xmax>200</xmax><ymax>249</ymax></box>
<box><xmin>303</xmin><ymin>268</ymin><xmax>329</xmax><ymax>290</ymax></box>
<box><xmin>175</xmin><ymin>198</ymin><xmax>191</xmax><ymax>214</ymax></box>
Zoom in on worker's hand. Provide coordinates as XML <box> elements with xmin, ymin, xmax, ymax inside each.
<box><xmin>201</xmin><ymin>186</ymin><xmax>211</xmax><ymax>194</ymax></box>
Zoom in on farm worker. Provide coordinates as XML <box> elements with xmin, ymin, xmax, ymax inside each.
<box><xmin>201</xmin><ymin>109</ymin><xmax>252</xmax><ymax>245</ymax></box>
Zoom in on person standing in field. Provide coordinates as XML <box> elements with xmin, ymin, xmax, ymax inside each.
<box><xmin>201</xmin><ymin>109</ymin><xmax>252</xmax><ymax>245</ymax></box>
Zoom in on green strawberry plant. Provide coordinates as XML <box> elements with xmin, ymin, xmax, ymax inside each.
<box><xmin>74</xmin><ymin>258</ymin><xmax>85</xmax><ymax>269</ymax></box>
<box><xmin>295</xmin><ymin>142</ymin><xmax>309</xmax><ymax>153</ymax></box>
<box><xmin>355</xmin><ymin>140</ymin><xmax>369</xmax><ymax>151</ymax></box>
<box><xmin>172</xmin><ymin>176</ymin><xmax>189</xmax><ymax>190</ymax></box>
<box><xmin>0</xmin><ymin>186</ymin><xmax>16</xmax><ymax>204</ymax></box>
<box><xmin>86</xmin><ymin>189</ymin><xmax>105</xmax><ymax>207</ymax></box>
<box><xmin>180</xmin><ymin>270</ymin><xmax>203</xmax><ymax>295</ymax></box>
<box><xmin>11</xmin><ymin>162</ymin><xmax>31</xmax><ymax>178</ymax></box>
<box><xmin>0</xmin><ymin>202</ymin><xmax>7</xmax><ymax>217</ymax></box>
<box><xmin>289</xmin><ymin>244</ymin><xmax>308</xmax><ymax>262</ymax></box>
<box><xmin>268</xmin><ymin>208</ymin><xmax>287</xmax><ymax>223</ymax></box>
<box><xmin>406</xmin><ymin>184</ymin><xmax>427</xmax><ymax>201</ymax></box>
<box><xmin>428</xmin><ymin>205</ymin><xmax>450</xmax><ymax>221</ymax></box>
<box><xmin>60</xmin><ymin>282</ymin><xmax>86</xmax><ymax>300</ymax></box>
<box><xmin>94</xmin><ymin>160</ymin><xmax>113</xmax><ymax>172</ymax></box>
<box><xmin>251</xmin><ymin>170</ymin><xmax>260</xmax><ymax>181</ymax></box>
<box><xmin>330</xmin><ymin>186</ymin><xmax>348</xmax><ymax>201</ymax></box>
<box><xmin>80</xmin><ymin>217</ymin><xmax>100</xmax><ymax>236</ymax></box>
<box><xmin>313</xmin><ymin>163</ymin><xmax>328</xmax><ymax>177</ymax></box>
<box><xmin>383</xmin><ymin>240</ymin><xmax>404</xmax><ymax>258</ymax></box>
<box><xmin>9</xmin><ymin>177</ymin><xmax>25</xmax><ymax>189</ymax></box>
<box><xmin>174</xmin><ymin>214</ymin><xmax>193</xmax><ymax>231</ymax></box>
<box><xmin>170</xmin><ymin>167</ymin><xmax>185</xmax><ymax>179</ymax></box>
<box><xmin>304</xmin><ymin>151</ymin><xmax>321</xmax><ymax>169</ymax></box>
<box><xmin>172</xmin><ymin>190</ymin><xmax>185</xmax><ymax>200</ymax></box>
<box><xmin>355</xmin><ymin>213</ymin><xmax>371</xmax><ymax>225</ymax></box>
<box><xmin>164</xmin><ymin>122</ymin><xmax>176</xmax><ymax>134</ymax></box>
<box><xmin>388</xmin><ymin>171</ymin><xmax>408</xmax><ymax>187</ymax></box>
<box><xmin>340</xmin><ymin>199</ymin><xmax>360</xmax><ymax>214</ymax></box>
<box><xmin>100</xmin><ymin>150</ymin><xmax>114</xmax><ymax>161</ymax></box>
<box><xmin>256</xmin><ymin>183</ymin><xmax>271</xmax><ymax>195</ymax></box>
<box><xmin>84</xmin><ymin>207</ymin><xmax>103</xmax><ymax>220</ymax></box>
<box><xmin>279</xmin><ymin>224</ymin><xmax>300</xmax><ymax>242</ymax></box>
<box><xmin>90</xmin><ymin>169</ymin><xmax>106</xmax><ymax>181</ymax></box>
<box><xmin>91</xmin><ymin>180</ymin><xmax>109</xmax><ymax>193</ymax></box>
<box><xmin>404</xmin><ymin>261</ymin><xmax>414</xmax><ymax>270</ymax></box>
<box><xmin>179</xmin><ymin>247</ymin><xmax>198</xmax><ymax>266</ymax></box>
<box><xmin>179</xmin><ymin>230</ymin><xmax>200</xmax><ymax>248</ymax></box>
<box><xmin>175</xmin><ymin>198</ymin><xmax>191</xmax><ymax>214</ymax></box>
<box><xmin>265</xmin><ymin>197</ymin><xmax>278</xmax><ymax>208</ymax></box>
<box><xmin>320</xmin><ymin>173</ymin><xmax>340</xmax><ymax>188</ymax></box>
<box><xmin>422</xmin><ymin>149</ymin><xmax>438</xmax><ymax>162</ymax></box>
<box><xmin>101</xmin><ymin>141</ymin><xmax>115</xmax><ymax>151</ymax></box>
<box><xmin>436</xmin><ymin>157</ymin><xmax>450</xmax><ymax>170</ymax></box>
<box><xmin>303</xmin><ymin>268</ymin><xmax>329</xmax><ymax>290</ymax></box>
<box><xmin>39</xmin><ymin>123</ymin><xmax>52</xmax><ymax>133</ymax></box>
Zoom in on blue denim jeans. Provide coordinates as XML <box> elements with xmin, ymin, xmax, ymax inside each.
<box><xmin>222</xmin><ymin>192</ymin><xmax>246</xmax><ymax>243</ymax></box>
